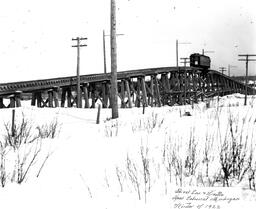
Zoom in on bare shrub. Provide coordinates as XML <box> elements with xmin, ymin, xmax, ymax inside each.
<box><xmin>219</xmin><ymin>113</ymin><xmax>249</xmax><ymax>186</ymax></box>
<box><xmin>140</xmin><ymin>142</ymin><xmax>150</xmax><ymax>203</ymax></box>
<box><xmin>184</xmin><ymin>127</ymin><xmax>198</xmax><ymax>176</ymax></box>
<box><xmin>104</xmin><ymin>120</ymin><xmax>119</xmax><ymax>137</ymax></box>
<box><xmin>14</xmin><ymin>140</ymin><xmax>42</xmax><ymax>184</ymax></box>
<box><xmin>202</xmin><ymin>132</ymin><xmax>214</xmax><ymax>178</ymax></box>
<box><xmin>115</xmin><ymin>166</ymin><xmax>126</xmax><ymax>192</ymax></box>
<box><xmin>126</xmin><ymin>154</ymin><xmax>141</xmax><ymax>200</ymax></box>
<box><xmin>0</xmin><ymin>143</ymin><xmax>7</xmax><ymax>187</ymax></box>
<box><xmin>1</xmin><ymin>113</ymin><xmax>59</xmax><ymax>186</ymax></box>
<box><xmin>3</xmin><ymin>113</ymin><xmax>34</xmax><ymax>149</ymax></box>
<box><xmin>131</xmin><ymin>112</ymin><xmax>164</xmax><ymax>133</ymax></box>
<box><xmin>36</xmin><ymin>151</ymin><xmax>53</xmax><ymax>178</ymax></box>
<box><xmin>247</xmin><ymin>146</ymin><xmax>256</xmax><ymax>190</ymax></box>
<box><xmin>35</xmin><ymin>119</ymin><xmax>60</xmax><ymax>140</ymax></box>
<box><xmin>171</xmin><ymin>146</ymin><xmax>183</xmax><ymax>186</ymax></box>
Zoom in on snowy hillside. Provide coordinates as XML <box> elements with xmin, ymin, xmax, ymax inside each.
<box><xmin>0</xmin><ymin>94</ymin><xmax>256</xmax><ymax>208</ymax></box>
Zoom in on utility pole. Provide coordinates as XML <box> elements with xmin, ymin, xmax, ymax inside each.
<box><xmin>110</xmin><ymin>0</ymin><xmax>118</xmax><ymax>119</ymax></box>
<box><xmin>103</xmin><ymin>30</ymin><xmax>124</xmax><ymax>74</ymax></box>
<box><xmin>72</xmin><ymin>37</ymin><xmax>87</xmax><ymax>108</ymax></box>
<box><xmin>228</xmin><ymin>64</ymin><xmax>237</xmax><ymax>77</ymax></box>
<box><xmin>180</xmin><ymin>57</ymin><xmax>190</xmax><ymax>105</ymax></box>
<box><xmin>176</xmin><ymin>40</ymin><xmax>178</xmax><ymax>67</ymax></box>
<box><xmin>176</xmin><ymin>40</ymin><xmax>191</xmax><ymax>67</ymax></box>
<box><xmin>103</xmin><ymin>30</ymin><xmax>107</xmax><ymax>74</ymax></box>
<box><xmin>238</xmin><ymin>54</ymin><xmax>256</xmax><ymax>105</ymax></box>
<box><xmin>219</xmin><ymin>67</ymin><xmax>227</xmax><ymax>75</ymax></box>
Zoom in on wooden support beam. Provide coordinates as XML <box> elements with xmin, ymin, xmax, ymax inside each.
<box><xmin>48</xmin><ymin>89</ymin><xmax>54</xmax><ymax>107</ymax></box>
<box><xmin>9</xmin><ymin>96</ymin><xmax>15</xmax><ymax>108</ymax></box>
<box><xmin>192</xmin><ymin>71</ymin><xmax>198</xmax><ymax>104</ymax></box>
<box><xmin>206</xmin><ymin>74</ymin><xmax>211</xmax><ymax>93</ymax></box>
<box><xmin>102</xmin><ymin>82</ymin><xmax>107</xmax><ymax>108</ymax></box>
<box><xmin>36</xmin><ymin>92</ymin><xmax>42</xmax><ymax>108</ymax></box>
<box><xmin>31</xmin><ymin>93</ymin><xmax>36</xmax><ymax>106</ymax></box>
<box><xmin>150</xmin><ymin>76</ymin><xmax>154</xmax><ymax>107</ymax></box>
<box><xmin>67</xmin><ymin>88</ymin><xmax>72</xmax><ymax>107</ymax></box>
<box><xmin>141</xmin><ymin>76</ymin><xmax>148</xmax><ymax>107</ymax></box>
<box><xmin>53</xmin><ymin>87</ymin><xmax>59</xmax><ymax>107</ymax></box>
<box><xmin>0</xmin><ymin>98</ymin><xmax>5</xmax><ymax>108</ymax></box>
<box><xmin>107</xmin><ymin>83</ymin><xmax>112</xmax><ymax>108</ymax></box>
<box><xmin>162</xmin><ymin>73</ymin><xmax>170</xmax><ymax>93</ymax></box>
<box><xmin>41</xmin><ymin>98</ymin><xmax>49</xmax><ymax>108</ymax></box>
<box><xmin>15</xmin><ymin>91</ymin><xmax>22</xmax><ymax>107</ymax></box>
<box><xmin>178</xmin><ymin>72</ymin><xmax>183</xmax><ymax>104</ymax></box>
<box><xmin>120</xmin><ymin>80</ymin><xmax>126</xmax><ymax>108</ymax></box>
<box><xmin>153</xmin><ymin>75</ymin><xmax>161</xmax><ymax>107</ymax></box>
<box><xmin>125</xmin><ymin>80</ymin><xmax>132</xmax><ymax>108</ymax></box>
<box><xmin>130</xmin><ymin>79</ymin><xmax>135</xmax><ymax>103</ymax></box>
<box><xmin>61</xmin><ymin>88</ymin><xmax>67</xmax><ymax>107</ymax></box>
<box><xmin>82</xmin><ymin>83</ymin><xmax>89</xmax><ymax>108</ymax></box>
<box><xmin>91</xmin><ymin>86</ymin><xmax>96</xmax><ymax>108</ymax></box>
<box><xmin>136</xmin><ymin>78</ymin><xmax>141</xmax><ymax>107</ymax></box>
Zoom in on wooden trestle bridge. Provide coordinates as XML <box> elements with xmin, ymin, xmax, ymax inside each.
<box><xmin>0</xmin><ymin>66</ymin><xmax>254</xmax><ymax>109</ymax></box>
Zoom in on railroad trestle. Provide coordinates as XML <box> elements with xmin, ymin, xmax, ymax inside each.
<box><xmin>0</xmin><ymin>67</ymin><xmax>254</xmax><ymax>109</ymax></box>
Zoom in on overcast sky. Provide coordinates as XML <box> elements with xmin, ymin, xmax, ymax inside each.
<box><xmin>0</xmin><ymin>0</ymin><xmax>255</xmax><ymax>82</ymax></box>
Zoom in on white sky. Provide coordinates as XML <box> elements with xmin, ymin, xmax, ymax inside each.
<box><xmin>0</xmin><ymin>0</ymin><xmax>256</xmax><ymax>82</ymax></box>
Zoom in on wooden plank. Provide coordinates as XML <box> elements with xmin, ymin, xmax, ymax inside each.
<box><xmin>15</xmin><ymin>91</ymin><xmax>22</xmax><ymax>107</ymax></box>
<box><xmin>48</xmin><ymin>89</ymin><xmax>53</xmax><ymax>107</ymax></box>
<box><xmin>61</xmin><ymin>88</ymin><xmax>67</xmax><ymax>107</ymax></box>
<box><xmin>67</xmin><ymin>88</ymin><xmax>72</xmax><ymax>107</ymax></box>
<box><xmin>91</xmin><ymin>88</ymin><xmax>96</xmax><ymax>108</ymax></box>
<box><xmin>0</xmin><ymin>98</ymin><xmax>5</xmax><ymax>108</ymax></box>
<box><xmin>136</xmin><ymin>78</ymin><xmax>141</xmax><ymax>107</ymax></box>
<box><xmin>53</xmin><ymin>87</ymin><xmax>59</xmax><ymax>107</ymax></box>
<box><xmin>153</xmin><ymin>75</ymin><xmax>161</xmax><ymax>107</ymax></box>
<box><xmin>36</xmin><ymin>92</ymin><xmax>42</xmax><ymax>107</ymax></box>
<box><xmin>107</xmin><ymin>83</ymin><xmax>112</xmax><ymax>108</ymax></box>
<box><xmin>102</xmin><ymin>82</ymin><xmax>107</xmax><ymax>108</ymax></box>
<box><xmin>31</xmin><ymin>93</ymin><xmax>36</xmax><ymax>106</ymax></box>
<box><xmin>150</xmin><ymin>77</ymin><xmax>154</xmax><ymax>107</ymax></box>
<box><xmin>82</xmin><ymin>83</ymin><xmax>89</xmax><ymax>108</ymax></box>
<box><xmin>192</xmin><ymin>71</ymin><xmax>198</xmax><ymax>104</ymax></box>
<box><xmin>141</xmin><ymin>77</ymin><xmax>148</xmax><ymax>107</ymax></box>
<box><xmin>9</xmin><ymin>96</ymin><xmax>15</xmax><ymax>108</ymax></box>
<box><xmin>120</xmin><ymin>80</ymin><xmax>126</xmax><ymax>108</ymax></box>
<box><xmin>125</xmin><ymin>80</ymin><xmax>132</xmax><ymax>108</ymax></box>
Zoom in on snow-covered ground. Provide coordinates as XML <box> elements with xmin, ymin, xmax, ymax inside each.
<box><xmin>0</xmin><ymin>94</ymin><xmax>256</xmax><ymax>208</ymax></box>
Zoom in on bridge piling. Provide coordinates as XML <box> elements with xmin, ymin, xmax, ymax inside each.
<box><xmin>48</xmin><ymin>89</ymin><xmax>54</xmax><ymax>107</ymax></box>
<box><xmin>82</xmin><ymin>83</ymin><xmax>89</xmax><ymax>108</ymax></box>
<box><xmin>0</xmin><ymin>98</ymin><xmax>5</xmax><ymax>108</ymax></box>
<box><xmin>53</xmin><ymin>87</ymin><xmax>59</xmax><ymax>107</ymax></box>
<box><xmin>153</xmin><ymin>75</ymin><xmax>161</xmax><ymax>107</ymax></box>
<box><xmin>149</xmin><ymin>76</ymin><xmax>154</xmax><ymax>107</ymax></box>
<box><xmin>125</xmin><ymin>79</ymin><xmax>132</xmax><ymax>108</ymax></box>
<box><xmin>120</xmin><ymin>80</ymin><xmax>126</xmax><ymax>108</ymax></box>
<box><xmin>61</xmin><ymin>87</ymin><xmax>67</xmax><ymax>107</ymax></box>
